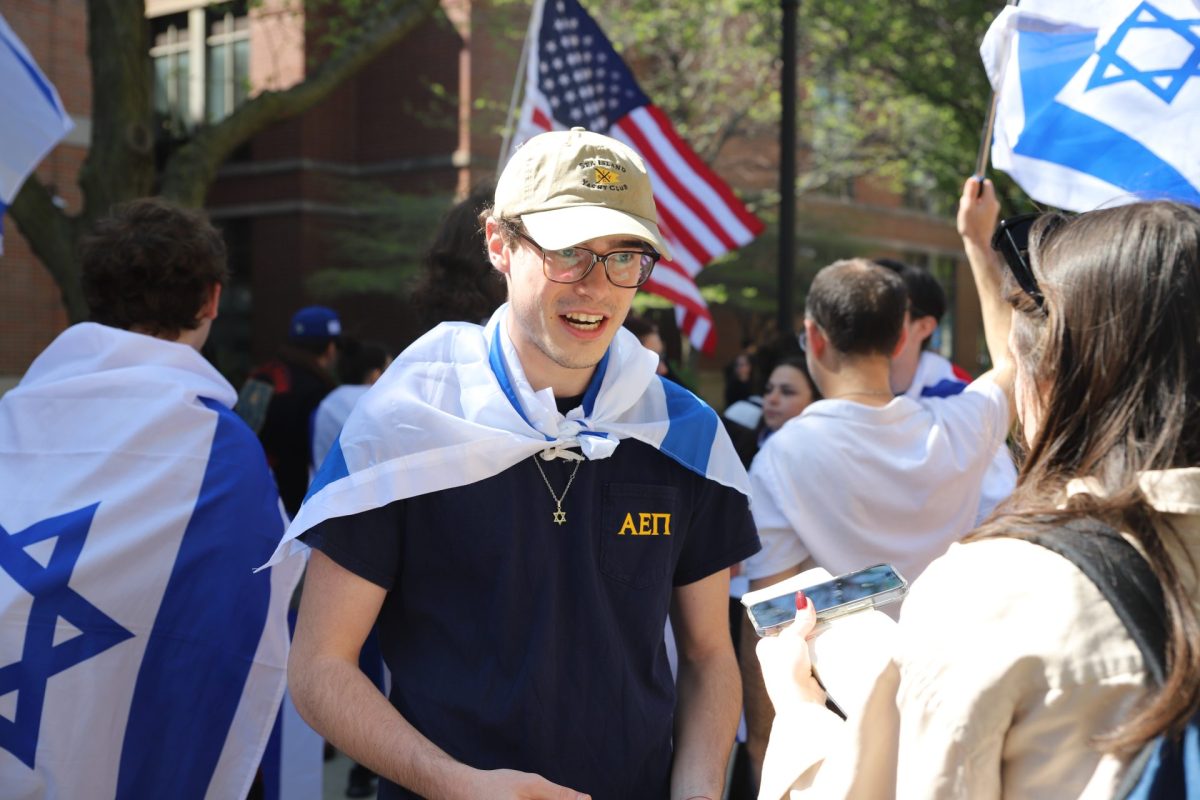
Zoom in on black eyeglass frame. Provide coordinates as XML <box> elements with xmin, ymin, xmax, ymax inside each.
<box><xmin>990</xmin><ymin>213</ymin><xmax>1046</xmax><ymax>307</ymax></box>
<box><xmin>514</xmin><ymin>230</ymin><xmax>660</xmax><ymax>289</ymax></box>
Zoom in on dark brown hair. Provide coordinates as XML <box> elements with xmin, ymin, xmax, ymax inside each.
<box><xmin>767</xmin><ymin>355</ymin><xmax>821</xmax><ymax>402</ymax></box>
<box><xmin>82</xmin><ymin>198</ymin><xmax>228</xmax><ymax>338</ymax></box>
<box><xmin>973</xmin><ymin>201</ymin><xmax>1200</xmax><ymax>752</ymax></box>
<box><xmin>409</xmin><ymin>185</ymin><xmax>506</xmax><ymax>331</ymax></box>
<box><xmin>805</xmin><ymin>259</ymin><xmax>907</xmax><ymax>357</ymax></box>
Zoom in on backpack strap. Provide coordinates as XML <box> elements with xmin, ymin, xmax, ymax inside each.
<box><xmin>1024</xmin><ymin>518</ymin><xmax>1168</xmax><ymax>685</ymax></box>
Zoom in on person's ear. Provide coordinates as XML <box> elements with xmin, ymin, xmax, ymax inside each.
<box><xmin>486</xmin><ymin>218</ymin><xmax>511</xmax><ymax>276</ymax></box>
<box><xmin>891</xmin><ymin>322</ymin><xmax>910</xmax><ymax>359</ymax></box>
<box><xmin>198</xmin><ymin>283</ymin><xmax>222</xmax><ymax>322</ymax></box>
<box><xmin>805</xmin><ymin>318</ymin><xmax>827</xmax><ymax>359</ymax></box>
<box><xmin>912</xmin><ymin>315</ymin><xmax>938</xmax><ymax>345</ymax></box>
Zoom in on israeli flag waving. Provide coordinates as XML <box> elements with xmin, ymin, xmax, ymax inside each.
<box><xmin>982</xmin><ymin>0</ymin><xmax>1200</xmax><ymax>211</ymax></box>
<box><xmin>0</xmin><ymin>10</ymin><xmax>74</xmax><ymax>252</ymax></box>
<box><xmin>265</xmin><ymin>304</ymin><xmax>750</xmax><ymax>567</ymax></box>
<box><xmin>0</xmin><ymin>323</ymin><xmax>304</xmax><ymax>799</ymax></box>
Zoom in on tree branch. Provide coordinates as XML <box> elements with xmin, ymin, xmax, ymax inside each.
<box><xmin>9</xmin><ymin>177</ymin><xmax>88</xmax><ymax>320</ymax></box>
<box><xmin>159</xmin><ymin>0</ymin><xmax>441</xmax><ymax>206</ymax></box>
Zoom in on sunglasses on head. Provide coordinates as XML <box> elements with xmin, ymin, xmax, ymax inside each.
<box><xmin>990</xmin><ymin>213</ymin><xmax>1045</xmax><ymax>307</ymax></box>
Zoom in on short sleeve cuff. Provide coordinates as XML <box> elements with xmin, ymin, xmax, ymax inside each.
<box><xmin>742</xmin><ymin>527</ymin><xmax>809</xmax><ymax>581</ymax></box>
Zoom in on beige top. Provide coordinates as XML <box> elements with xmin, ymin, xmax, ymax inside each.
<box><xmin>760</xmin><ymin>468</ymin><xmax>1200</xmax><ymax>800</ymax></box>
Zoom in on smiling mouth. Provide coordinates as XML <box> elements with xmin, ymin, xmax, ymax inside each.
<box><xmin>562</xmin><ymin>312</ymin><xmax>605</xmax><ymax>331</ymax></box>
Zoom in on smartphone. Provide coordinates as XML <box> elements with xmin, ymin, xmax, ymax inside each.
<box><xmin>745</xmin><ymin>563</ymin><xmax>908</xmax><ymax>637</ymax></box>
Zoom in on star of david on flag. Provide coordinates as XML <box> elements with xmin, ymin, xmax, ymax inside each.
<box><xmin>0</xmin><ymin>10</ymin><xmax>74</xmax><ymax>253</ymax></box>
<box><xmin>981</xmin><ymin>0</ymin><xmax>1200</xmax><ymax>212</ymax></box>
<box><xmin>0</xmin><ymin>505</ymin><xmax>133</xmax><ymax>769</ymax></box>
<box><xmin>0</xmin><ymin>323</ymin><xmax>304</xmax><ymax>799</ymax></box>
<box><xmin>509</xmin><ymin>0</ymin><xmax>765</xmax><ymax>355</ymax></box>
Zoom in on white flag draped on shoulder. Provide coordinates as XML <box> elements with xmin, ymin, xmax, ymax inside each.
<box><xmin>982</xmin><ymin>0</ymin><xmax>1200</xmax><ymax>211</ymax></box>
<box><xmin>265</xmin><ymin>304</ymin><xmax>750</xmax><ymax>567</ymax></box>
<box><xmin>0</xmin><ymin>323</ymin><xmax>304</xmax><ymax>799</ymax></box>
<box><xmin>0</xmin><ymin>10</ymin><xmax>74</xmax><ymax>252</ymax></box>
<box><xmin>507</xmin><ymin>0</ymin><xmax>764</xmax><ymax>355</ymax></box>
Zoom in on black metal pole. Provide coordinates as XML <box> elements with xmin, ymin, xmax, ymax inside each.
<box><xmin>779</xmin><ymin>0</ymin><xmax>799</xmax><ymax>336</ymax></box>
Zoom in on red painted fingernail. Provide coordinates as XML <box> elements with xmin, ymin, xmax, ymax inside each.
<box><xmin>796</xmin><ymin>590</ymin><xmax>808</xmax><ymax>611</ymax></box>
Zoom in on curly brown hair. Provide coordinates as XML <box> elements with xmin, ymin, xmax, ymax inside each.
<box><xmin>82</xmin><ymin>198</ymin><xmax>229</xmax><ymax>338</ymax></box>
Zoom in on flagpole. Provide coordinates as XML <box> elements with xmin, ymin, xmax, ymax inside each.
<box><xmin>498</xmin><ymin>2</ymin><xmax>540</xmax><ymax>173</ymax></box>
<box><xmin>973</xmin><ymin>0</ymin><xmax>1018</xmax><ymax>194</ymax></box>
<box><xmin>778</xmin><ymin>0</ymin><xmax>799</xmax><ymax>336</ymax></box>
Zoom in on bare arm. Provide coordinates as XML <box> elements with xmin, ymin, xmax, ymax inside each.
<box><xmin>289</xmin><ymin>550</ymin><xmax>589</xmax><ymax>800</ymax></box>
<box><xmin>669</xmin><ymin>568</ymin><xmax>742</xmax><ymax>800</ymax></box>
<box><xmin>739</xmin><ymin>563</ymin><xmax>809</xmax><ymax>792</ymax></box>
<box><xmin>957</xmin><ymin>177</ymin><xmax>1016</xmax><ymax>417</ymax></box>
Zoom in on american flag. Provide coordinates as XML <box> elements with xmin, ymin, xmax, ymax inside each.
<box><xmin>509</xmin><ymin>0</ymin><xmax>764</xmax><ymax>355</ymax></box>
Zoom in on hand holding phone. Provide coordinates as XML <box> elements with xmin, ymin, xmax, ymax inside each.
<box><xmin>744</xmin><ymin>563</ymin><xmax>908</xmax><ymax>637</ymax></box>
<box><xmin>755</xmin><ymin>591</ymin><xmax>826</xmax><ymax>711</ymax></box>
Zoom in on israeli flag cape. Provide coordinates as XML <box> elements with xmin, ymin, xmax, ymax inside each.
<box><xmin>981</xmin><ymin>0</ymin><xmax>1200</xmax><ymax>212</ymax></box>
<box><xmin>0</xmin><ymin>10</ymin><xmax>74</xmax><ymax>252</ymax></box>
<box><xmin>266</xmin><ymin>304</ymin><xmax>750</xmax><ymax>566</ymax></box>
<box><xmin>0</xmin><ymin>323</ymin><xmax>304</xmax><ymax>799</ymax></box>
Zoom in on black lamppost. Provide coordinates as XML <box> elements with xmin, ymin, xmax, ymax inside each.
<box><xmin>778</xmin><ymin>0</ymin><xmax>799</xmax><ymax>335</ymax></box>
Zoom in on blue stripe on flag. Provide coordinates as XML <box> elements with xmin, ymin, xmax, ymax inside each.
<box><xmin>488</xmin><ymin>328</ymin><xmax>546</xmax><ymax>435</ymax></box>
<box><xmin>260</xmin><ymin>608</ymin><xmax>299</xmax><ymax>800</ymax></box>
<box><xmin>581</xmin><ymin>350</ymin><xmax>610</xmax><ymax>416</ymax></box>
<box><xmin>115</xmin><ymin>398</ymin><xmax>283</xmax><ymax>798</ymax></box>
<box><xmin>658</xmin><ymin>378</ymin><xmax>716</xmax><ymax>476</ymax></box>
<box><xmin>0</xmin><ymin>30</ymin><xmax>62</xmax><ymax>116</ymax></box>
<box><xmin>490</xmin><ymin>326</ymin><xmax>531</xmax><ymax>426</ymax></box>
<box><xmin>1013</xmin><ymin>28</ymin><xmax>1200</xmax><ymax>206</ymax></box>
<box><xmin>305</xmin><ymin>435</ymin><xmax>350</xmax><ymax>504</ymax></box>
<box><xmin>920</xmin><ymin>378</ymin><xmax>967</xmax><ymax>399</ymax></box>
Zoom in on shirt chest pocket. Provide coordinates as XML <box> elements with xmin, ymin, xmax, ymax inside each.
<box><xmin>599</xmin><ymin>483</ymin><xmax>679</xmax><ymax>589</ymax></box>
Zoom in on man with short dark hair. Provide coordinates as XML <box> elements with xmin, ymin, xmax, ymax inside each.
<box><xmin>743</xmin><ymin>251</ymin><xmax>1014</xmax><ymax>589</ymax></box>
<box><xmin>0</xmin><ymin>198</ymin><xmax>301</xmax><ymax>795</ymax></box>
<box><xmin>274</xmin><ymin>128</ymin><xmax>758</xmax><ymax>800</ymax></box>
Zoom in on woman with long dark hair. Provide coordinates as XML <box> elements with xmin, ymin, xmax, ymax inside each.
<box><xmin>755</xmin><ymin>180</ymin><xmax>1200</xmax><ymax>799</ymax></box>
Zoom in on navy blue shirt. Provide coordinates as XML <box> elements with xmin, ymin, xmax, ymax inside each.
<box><xmin>302</xmin><ymin>438</ymin><xmax>759</xmax><ymax>800</ymax></box>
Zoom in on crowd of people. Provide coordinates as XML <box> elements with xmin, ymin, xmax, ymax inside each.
<box><xmin>1</xmin><ymin>125</ymin><xmax>1197</xmax><ymax>800</ymax></box>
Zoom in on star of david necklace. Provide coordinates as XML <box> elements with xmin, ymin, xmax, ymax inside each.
<box><xmin>532</xmin><ymin>455</ymin><xmax>582</xmax><ymax>525</ymax></box>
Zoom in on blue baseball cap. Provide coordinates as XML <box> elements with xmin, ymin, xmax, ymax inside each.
<box><xmin>289</xmin><ymin>306</ymin><xmax>342</xmax><ymax>342</ymax></box>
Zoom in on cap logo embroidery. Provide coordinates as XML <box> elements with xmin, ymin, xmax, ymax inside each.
<box><xmin>579</xmin><ymin>158</ymin><xmax>628</xmax><ymax>192</ymax></box>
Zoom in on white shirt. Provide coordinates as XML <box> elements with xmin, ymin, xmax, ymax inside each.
<box><xmin>743</xmin><ymin>378</ymin><xmax>1009</xmax><ymax>585</ymax></box>
<box><xmin>311</xmin><ymin>384</ymin><xmax>369</xmax><ymax>470</ymax></box>
<box><xmin>904</xmin><ymin>351</ymin><xmax>1017</xmax><ymax>524</ymax></box>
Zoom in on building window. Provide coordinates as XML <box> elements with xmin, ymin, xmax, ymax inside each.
<box><xmin>151</xmin><ymin>13</ymin><xmax>193</xmax><ymax>136</ymax></box>
<box><xmin>150</xmin><ymin>1</ymin><xmax>249</xmax><ymax>138</ymax></box>
<box><xmin>206</xmin><ymin>6</ymin><xmax>250</xmax><ymax>124</ymax></box>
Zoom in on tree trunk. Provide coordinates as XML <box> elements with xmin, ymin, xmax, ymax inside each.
<box><xmin>9</xmin><ymin>0</ymin><xmax>441</xmax><ymax>321</ymax></box>
<box><xmin>10</xmin><ymin>179</ymin><xmax>87</xmax><ymax>322</ymax></box>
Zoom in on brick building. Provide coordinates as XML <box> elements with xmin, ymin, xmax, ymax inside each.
<box><xmin>0</xmin><ymin>0</ymin><xmax>982</xmax><ymax>396</ymax></box>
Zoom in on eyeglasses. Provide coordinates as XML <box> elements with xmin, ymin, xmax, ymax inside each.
<box><xmin>514</xmin><ymin>230</ymin><xmax>659</xmax><ymax>288</ymax></box>
<box><xmin>797</xmin><ymin>330</ymin><xmax>808</xmax><ymax>351</ymax></box>
<box><xmin>991</xmin><ymin>213</ymin><xmax>1046</xmax><ymax>307</ymax></box>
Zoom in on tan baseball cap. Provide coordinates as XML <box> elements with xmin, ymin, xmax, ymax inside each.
<box><xmin>494</xmin><ymin>127</ymin><xmax>670</xmax><ymax>259</ymax></box>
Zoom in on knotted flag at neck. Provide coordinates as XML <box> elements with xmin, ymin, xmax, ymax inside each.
<box><xmin>263</xmin><ymin>305</ymin><xmax>749</xmax><ymax>567</ymax></box>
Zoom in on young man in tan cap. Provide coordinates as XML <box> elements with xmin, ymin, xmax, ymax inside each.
<box><xmin>279</xmin><ymin>128</ymin><xmax>759</xmax><ymax>800</ymax></box>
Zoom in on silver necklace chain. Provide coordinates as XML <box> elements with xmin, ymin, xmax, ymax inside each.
<box><xmin>532</xmin><ymin>456</ymin><xmax>582</xmax><ymax>526</ymax></box>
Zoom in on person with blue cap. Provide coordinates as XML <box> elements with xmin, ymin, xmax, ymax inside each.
<box><xmin>245</xmin><ymin>305</ymin><xmax>341</xmax><ymax>517</ymax></box>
